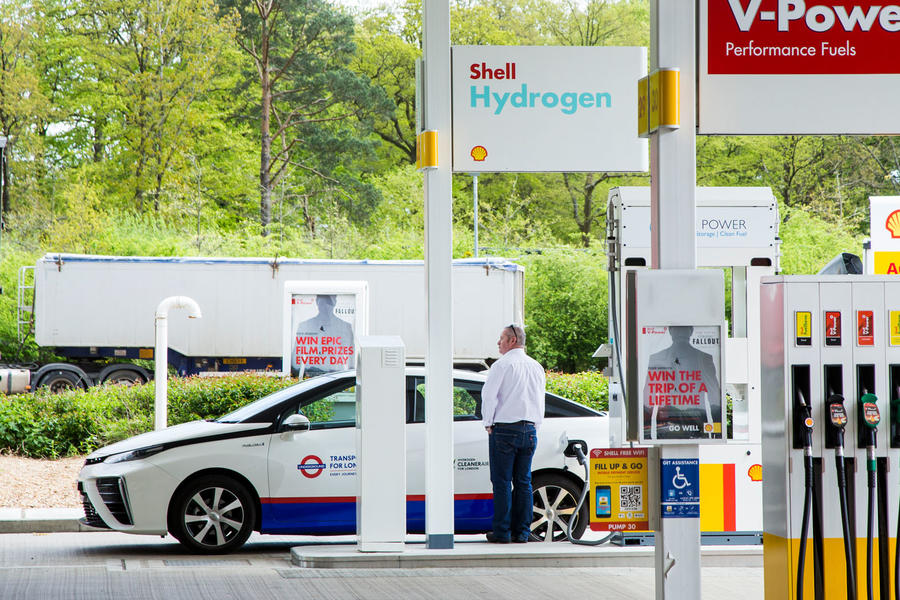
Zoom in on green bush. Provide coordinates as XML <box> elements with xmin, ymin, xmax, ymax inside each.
<box><xmin>0</xmin><ymin>374</ymin><xmax>297</xmax><ymax>458</ymax></box>
<box><xmin>546</xmin><ymin>371</ymin><xmax>608</xmax><ymax>412</ymax></box>
<box><xmin>520</xmin><ymin>249</ymin><xmax>608</xmax><ymax>373</ymax></box>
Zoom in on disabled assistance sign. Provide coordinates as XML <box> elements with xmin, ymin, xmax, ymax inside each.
<box><xmin>660</xmin><ymin>458</ymin><xmax>700</xmax><ymax>519</ymax></box>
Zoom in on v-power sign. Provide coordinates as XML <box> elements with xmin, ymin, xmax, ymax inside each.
<box><xmin>700</xmin><ymin>0</ymin><xmax>900</xmax><ymax>134</ymax></box>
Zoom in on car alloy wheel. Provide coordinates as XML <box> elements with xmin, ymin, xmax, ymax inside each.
<box><xmin>170</xmin><ymin>475</ymin><xmax>256</xmax><ymax>554</ymax></box>
<box><xmin>530</xmin><ymin>473</ymin><xmax>587</xmax><ymax>542</ymax></box>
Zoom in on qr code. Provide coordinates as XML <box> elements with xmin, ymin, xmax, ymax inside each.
<box><xmin>619</xmin><ymin>485</ymin><xmax>643</xmax><ymax>511</ymax></box>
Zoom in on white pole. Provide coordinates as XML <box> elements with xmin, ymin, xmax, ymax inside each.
<box><xmin>154</xmin><ymin>296</ymin><xmax>202</xmax><ymax>431</ymax></box>
<box><xmin>472</xmin><ymin>174</ymin><xmax>479</xmax><ymax>258</ymax></box>
<box><xmin>650</xmin><ymin>0</ymin><xmax>700</xmax><ymax>596</ymax></box>
<box><xmin>422</xmin><ymin>0</ymin><xmax>455</xmax><ymax>550</ymax></box>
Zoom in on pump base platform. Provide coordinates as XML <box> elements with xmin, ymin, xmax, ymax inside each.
<box><xmin>290</xmin><ymin>540</ymin><xmax>762</xmax><ymax>569</ymax></box>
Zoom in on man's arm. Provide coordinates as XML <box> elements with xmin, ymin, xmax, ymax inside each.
<box><xmin>481</xmin><ymin>363</ymin><xmax>505</xmax><ymax>431</ymax></box>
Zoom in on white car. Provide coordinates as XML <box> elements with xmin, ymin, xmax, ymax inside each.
<box><xmin>78</xmin><ymin>369</ymin><xmax>607</xmax><ymax>553</ymax></box>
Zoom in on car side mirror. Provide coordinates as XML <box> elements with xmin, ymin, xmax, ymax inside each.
<box><xmin>281</xmin><ymin>414</ymin><xmax>311</xmax><ymax>439</ymax></box>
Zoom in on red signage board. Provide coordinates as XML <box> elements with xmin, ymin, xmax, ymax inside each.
<box><xmin>857</xmin><ymin>310</ymin><xmax>875</xmax><ymax>346</ymax></box>
<box><xmin>707</xmin><ymin>0</ymin><xmax>900</xmax><ymax>74</ymax></box>
<box><xmin>825</xmin><ymin>311</ymin><xmax>842</xmax><ymax>346</ymax></box>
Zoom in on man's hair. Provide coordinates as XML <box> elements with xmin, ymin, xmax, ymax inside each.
<box><xmin>507</xmin><ymin>324</ymin><xmax>526</xmax><ymax>347</ymax></box>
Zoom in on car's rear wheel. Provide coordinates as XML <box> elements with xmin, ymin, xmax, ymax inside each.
<box><xmin>169</xmin><ymin>475</ymin><xmax>256</xmax><ymax>554</ymax></box>
<box><xmin>530</xmin><ymin>473</ymin><xmax>587</xmax><ymax>542</ymax></box>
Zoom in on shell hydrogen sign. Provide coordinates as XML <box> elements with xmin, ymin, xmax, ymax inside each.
<box><xmin>699</xmin><ymin>0</ymin><xmax>900</xmax><ymax>134</ymax></box>
<box><xmin>451</xmin><ymin>46</ymin><xmax>648</xmax><ymax>173</ymax></box>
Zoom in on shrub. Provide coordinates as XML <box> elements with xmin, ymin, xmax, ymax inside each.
<box><xmin>520</xmin><ymin>249</ymin><xmax>608</xmax><ymax>373</ymax></box>
<box><xmin>0</xmin><ymin>374</ymin><xmax>297</xmax><ymax>458</ymax></box>
<box><xmin>546</xmin><ymin>371</ymin><xmax>608</xmax><ymax>412</ymax></box>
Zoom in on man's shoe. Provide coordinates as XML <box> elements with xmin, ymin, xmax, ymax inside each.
<box><xmin>486</xmin><ymin>532</ymin><xmax>510</xmax><ymax>544</ymax></box>
<box><xmin>512</xmin><ymin>537</ymin><xmax>528</xmax><ymax>543</ymax></box>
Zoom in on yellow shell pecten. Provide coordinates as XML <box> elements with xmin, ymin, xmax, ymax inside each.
<box><xmin>470</xmin><ymin>145</ymin><xmax>487</xmax><ymax>161</ymax></box>
<box><xmin>748</xmin><ymin>463</ymin><xmax>762</xmax><ymax>482</ymax></box>
<box><xmin>887</xmin><ymin>210</ymin><xmax>900</xmax><ymax>238</ymax></box>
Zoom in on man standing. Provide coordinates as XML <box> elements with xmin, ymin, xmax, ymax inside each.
<box><xmin>481</xmin><ymin>324</ymin><xmax>545</xmax><ymax>544</ymax></box>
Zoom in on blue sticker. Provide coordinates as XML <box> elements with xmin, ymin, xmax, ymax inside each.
<box><xmin>660</xmin><ymin>458</ymin><xmax>700</xmax><ymax>519</ymax></box>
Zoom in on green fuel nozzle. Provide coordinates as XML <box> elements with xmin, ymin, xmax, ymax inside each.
<box><xmin>860</xmin><ymin>392</ymin><xmax>880</xmax><ymax>472</ymax></box>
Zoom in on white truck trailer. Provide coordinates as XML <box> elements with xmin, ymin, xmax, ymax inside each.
<box><xmin>3</xmin><ymin>254</ymin><xmax>524</xmax><ymax>392</ymax></box>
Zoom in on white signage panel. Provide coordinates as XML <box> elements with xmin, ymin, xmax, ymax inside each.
<box><xmin>870</xmin><ymin>196</ymin><xmax>900</xmax><ymax>251</ymax></box>
<box><xmin>621</xmin><ymin>205</ymin><xmax>777</xmax><ymax>249</ymax></box>
<box><xmin>451</xmin><ymin>46</ymin><xmax>648</xmax><ymax>173</ymax></box>
<box><xmin>699</xmin><ymin>0</ymin><xmax>900</xmax><ymax>134</ymax></box>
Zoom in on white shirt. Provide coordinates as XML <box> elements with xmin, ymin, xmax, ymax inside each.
<box><xmin>481</xmin><ymin>348</ymin><xmax>546</xmax><ymax>429</ymax></box>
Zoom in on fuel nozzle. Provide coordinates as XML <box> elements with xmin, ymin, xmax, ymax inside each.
<box><xmin>827</xmin><ymin>393</ymin><xmax>848</xmax><ymax>450</ymax></box>
<box><xmin>860</xmin><ymin>392</ymin><xmax>880</xmax><ymax>469</ymax></box>
<box><xmin>798</xmin><ymin>389</ymin><xmax>815</xmax><ymax>453</ymax></box>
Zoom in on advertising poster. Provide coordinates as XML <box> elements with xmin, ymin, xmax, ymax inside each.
<box><xmin>290</xmin><ymin>293</ymin><xmax>357</xmax><ymax>378</ymax></box>
<box><xmin>640</xmin><ymin>325</ymin><xmax>723</xmax><ymax>441</ymax></box>
<box><xmin>589</xmin><ymin>448</ymin><xmax>649</xmax><ymax>532</ymax></box>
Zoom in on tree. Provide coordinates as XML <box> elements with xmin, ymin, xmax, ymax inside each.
<box><xmin>58</xmin><ymin>0</ymin><xmax>242</xmax><ymax>212</ymax></box>
<box><xmin>0</xmin><ymin>2</ymin><xmax>48</xmax><ymax>221</ymax></box>
<box><xmin>225</xmin><ymin>0</ymin><xmax>392</xmax><ymax>235</ymax></box>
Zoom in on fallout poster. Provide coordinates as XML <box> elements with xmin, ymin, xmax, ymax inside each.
<box><xmin>639</xmin><ymin>325</ymin><xmax>723</xmax><ymax>441</ymax></box>
<box><xmin>290</xmin><ymin>293</ymin><xmax>357</xmax><ymax>378</ymax></box>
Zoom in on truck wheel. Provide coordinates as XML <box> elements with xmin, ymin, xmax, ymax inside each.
<box><xmin>530</xmin><ymin>473</ymin><xmax>588</xmax><ymax>542</ymax></box>
<box><xmin>39</xmin><ymin>370</ymin><xmax>86</xmax><ymax>394</ymax></box>
<box><xmin>168</xmin><ymin>475</ymin><xmax>256</xmax><ymax>554</ymax></box>
<box><xmin>102</xmin><ymin>368</ymin><xmax>146</xmax><ymax>386</ymax></box>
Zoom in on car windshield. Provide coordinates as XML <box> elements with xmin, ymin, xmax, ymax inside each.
<box><xmin>216</xmin><ymin>374</ymin><xmax>343</xmax><ymax>423</ymax></box>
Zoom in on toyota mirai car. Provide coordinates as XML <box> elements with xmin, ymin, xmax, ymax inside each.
<box><xmin>78</xmin><ymin>368</ymin><xmax>607</xmax><ymax>553</ymax></box>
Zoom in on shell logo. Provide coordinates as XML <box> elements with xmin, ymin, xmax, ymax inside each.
<box><xmin>887</xmin><ymin>210</ymin><xmax>900</xmax><ymax>238</ymax></box>
<box><xmin>470</xmin><ymin>146</ymin><xmax>487</xmax><ymax>161</ymax></box>
<box><xmin>748</xmin><ymin>464</ymin><xmax>762</xmax><ymax>482</ymax></box>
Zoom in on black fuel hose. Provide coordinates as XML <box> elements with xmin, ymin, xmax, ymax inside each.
<box><xmin>835</xmin><ymin>450</ymin><xmax>857</xmax><ymax>600</ymax></box>
<box><xmin>798</xmin><ymin>449</ymin><xmax>814</xmax><ymax>600</ymax></box>
<box><xmin>566</xmin><ymin>444</ymin><xmax>615</xmax><ymax>546</ymax></box>
<box><xmin>867</xmin><ymin>449</ymin><xmax>877</xmax><ymax>600</ymax></box>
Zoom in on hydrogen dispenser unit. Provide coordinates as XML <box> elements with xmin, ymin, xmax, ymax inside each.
<box><xmin>760</xmin><ymin>276</ymin><xmax>900</xmax><ymax>600</ymax></box>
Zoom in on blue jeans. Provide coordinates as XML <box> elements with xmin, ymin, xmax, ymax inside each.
<box><xmin>489</xmin><ymin>421</ymin><xmax>537</xmax><ymax>542</ymax></box>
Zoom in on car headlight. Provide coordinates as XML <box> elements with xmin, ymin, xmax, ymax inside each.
<box><xmin>104</xmin><ymin>445</ymin><xmax>165</xmax><ymax>464</ymax></box>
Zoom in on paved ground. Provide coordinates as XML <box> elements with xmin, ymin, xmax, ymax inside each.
<box><xmin>0</xmin><ymin>531</ymin><xmax>765</xmax><ymax>600</ymax></box>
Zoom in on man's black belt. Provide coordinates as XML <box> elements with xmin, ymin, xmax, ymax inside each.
<box><xmin>496</xmin><ymin>420</ymin><xmax>534</xmax><ymax>425</ymax></box>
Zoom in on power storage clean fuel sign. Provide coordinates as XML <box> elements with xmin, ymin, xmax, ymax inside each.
<box><xmin>699</xmin><ymin>0</ymin><xmax>900</xmax><ymax>134</ymax></box>
<box><xmin>451</xmin><ymin>46</ymin><xmax>648</xmax><ymax>173</ymax></box>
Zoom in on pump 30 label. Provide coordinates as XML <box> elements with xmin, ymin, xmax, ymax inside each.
<box><xmin>824</xmin><ymin>311</ymin><xmax>841</xmax><ymax>346</ymax></box>
<box><xmin>857</xmin><ymin>310</ymin><xmax>875</xmax><ymax>346</ymax></box>
<box><xmin>795</xmin><ymin>311</ymin><xmax>812</xmax><ymax>346</ymax></box>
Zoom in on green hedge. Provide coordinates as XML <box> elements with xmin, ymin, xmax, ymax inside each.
<box><xmin>0</xmin><ymin>375</ymin><xmax>297</xmax><ymax>458</ymax></box>
<box><xmin>0</xmin><ymin>371</ymin><xmax>608</xmax><ymax>458</ymax></box>
<box><xmin>545</xmin><ymin>371</ymin><xmax>608</xmax><ymax>412</ymax></box>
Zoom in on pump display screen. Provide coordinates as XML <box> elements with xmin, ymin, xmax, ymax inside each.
<box><xmin>638</xmin><ymin>325</ymin><xmax>724</xmax><ymax>442</ymax></box>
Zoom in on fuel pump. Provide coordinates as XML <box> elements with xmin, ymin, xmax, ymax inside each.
<box><xmin>797</xmin><ymin>389</ymin><xmax>817</xmax><ymax>600</ymax></box>
<box><xmin>893</xmin><ymin>391</ymin><xmax>900</xmax><ymax>600</ymax></box>
<box><xmin>859</xmin><ymin>392</ymin><xmax>881</xmax><ymax>600</ymax></box>
<box><xmin>827</xmin><ymin>392</ymin><xmax>857</xmax><ymax>600</ymax></box>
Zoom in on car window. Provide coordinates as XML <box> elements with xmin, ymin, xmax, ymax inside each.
<box><xmin>285</xmin><ymin>380</ymin><xmax>357</xmax><ymax>430</ymax></box>
<box><xmin>411</xmin><ymin>378</ymin><xmax>483</xmax><ymax>423</ymax></box>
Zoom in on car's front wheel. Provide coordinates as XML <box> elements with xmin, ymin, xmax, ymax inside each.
<box><xmin>530</xmin><ymin>473</ymin><xmax>588</xmax><ymax>542</ymax></box>
<box><xmin>169</xmin><ymin>475</ymin><xmax>256</xmax><ymax>554</ymax></box>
